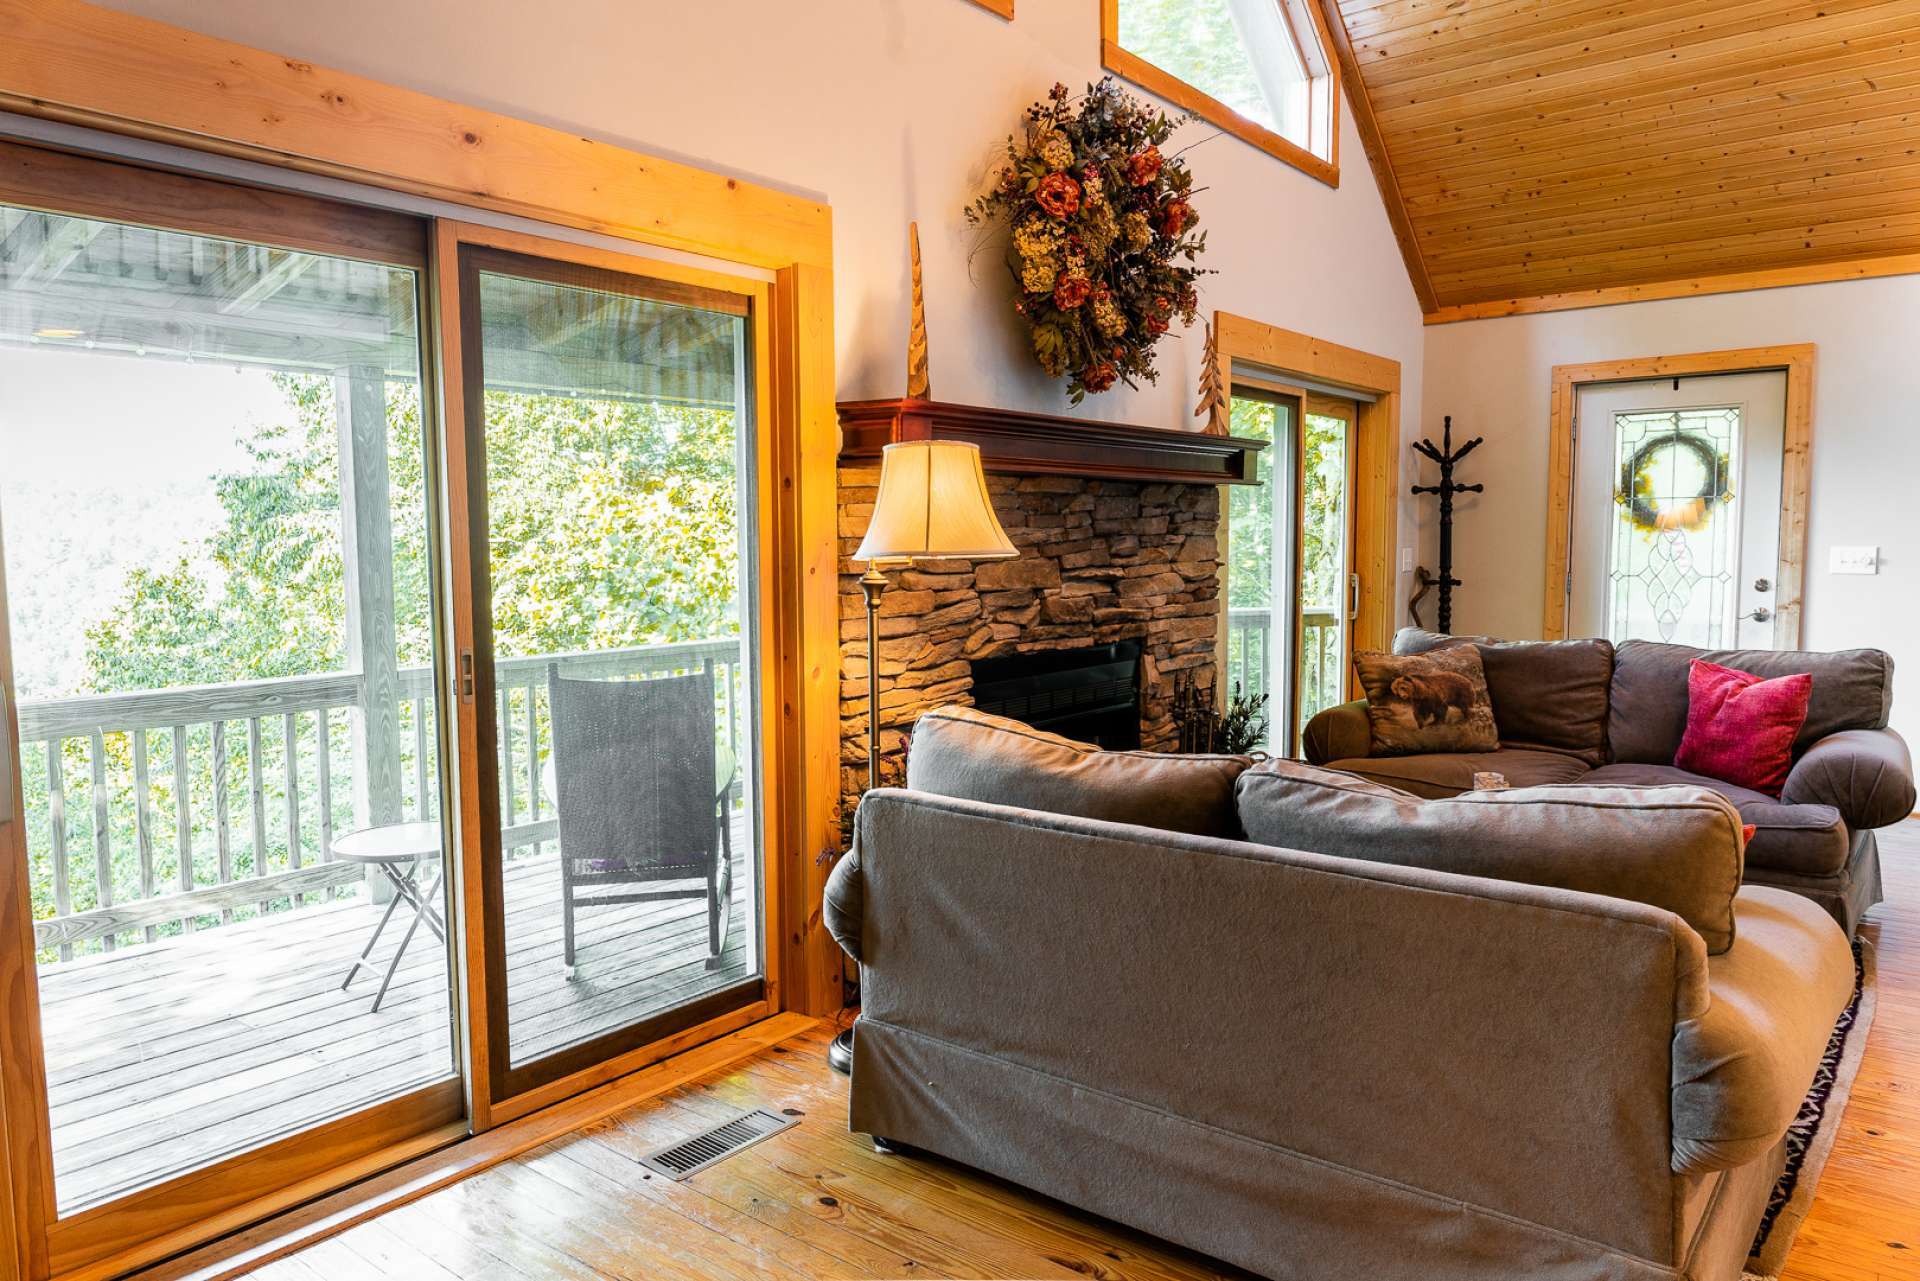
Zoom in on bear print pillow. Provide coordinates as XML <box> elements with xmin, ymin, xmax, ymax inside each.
<box><xmin>1353</xmin><ymin>646</ymin><xmax>1499</xmax><ymax>756</ymax></box>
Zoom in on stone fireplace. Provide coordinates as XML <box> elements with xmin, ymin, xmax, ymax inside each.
<box><xmin>835</xmin><ymin>463</ymin><xmax>1223</xmax><ymax>836</ymax></box>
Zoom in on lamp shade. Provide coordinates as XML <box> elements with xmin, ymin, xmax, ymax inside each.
<box><xmin>854</xmin><ymin>440</ymin><xmax>1018</xmax><ymax>562</ymax></box>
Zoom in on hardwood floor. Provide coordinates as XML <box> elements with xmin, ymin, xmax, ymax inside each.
<box><xmin>246</xmin><ymin>824</ymin><xmax>1920</xmax><ymax>1281</ymax></box>
<box><xmin>39</xmin><ymin>839</ymin><xmax>752</xmax><ymax>1214</ymax></box>
<box><xmin>1777</xmin><ymin>819</ymin><xmax>1919</xmax><ymax>1281</ymax></box>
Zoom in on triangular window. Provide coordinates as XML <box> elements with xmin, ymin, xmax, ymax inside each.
<box><xmin>1104</xmin><ymin>0</ymin><xmax>1340</xmax><ymax>183</ymax></box>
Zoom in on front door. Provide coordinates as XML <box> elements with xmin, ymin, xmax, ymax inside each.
<box><xmin>1569</xmin><ymin>371</ymin><xmax>1786</xmax><ymax>648</ymax></box>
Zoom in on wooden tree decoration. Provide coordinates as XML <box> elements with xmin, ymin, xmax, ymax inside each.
<box><xmin>907</xmin><ymin>221</ymin><xmax>931</xmax><ymax>399</ymax></box>
<box><xmin>1409</xmin><ymin>415</ymin><xmax>1484</xmax><ymax>633</ymax></box>
<box><xmin>1195</xmin><ymin>319</ymin><xmax>1228</xmax><ymax>436</ymax></box>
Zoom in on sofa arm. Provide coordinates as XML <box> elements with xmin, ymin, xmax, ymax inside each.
<box><xmin>1671</xmin><ymin>888</ymin><xmax>1853</xmax><ymax>1175</ymax></box>
<box><xmin>1781</xmin><ymin>727</ymin><xmax>1916</xmax><ymax>830</ymax></box>
<box><xmin>823</xmin><ymin>839</ymin><xmax>864</xmax><ymax>963</ymax></box>
<box><xmin>1302</xmin><ymin>699</ymin><xmax>1371</xmax><ymax>765</ymax></box>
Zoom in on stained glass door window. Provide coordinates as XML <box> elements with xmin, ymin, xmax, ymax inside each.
<box><xmin>1602</xmin><ymin>407</ymin><xmax>1742</xmax><ymax>646</ymax></box>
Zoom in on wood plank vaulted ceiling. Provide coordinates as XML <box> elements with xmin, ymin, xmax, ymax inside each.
<box><xmin>1323</xmin><ymin>0</ymin><xmax>1920</xmax><ymax>320</ymax></box>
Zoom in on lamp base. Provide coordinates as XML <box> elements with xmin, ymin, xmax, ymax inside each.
<box><xmin>827</xmin><ymin>1025</ymin><xmax>855</xmax><ymax>1075</ymax></box>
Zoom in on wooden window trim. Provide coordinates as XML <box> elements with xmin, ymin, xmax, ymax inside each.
<box><xmin>1542</xmin><ymin>345</ymin><xmax>1814</xmax><ymax>648</ymax></box>
<box><xmin>1211</xmin><ymin>313</ymin><xmax>1401</xmax><ymax>688</ymax></box>
<box><xmin>1099</xmin><ymin>0</ymin><xmax>1341</xmax><ymax>188</ymax></box>
<box><xmin>966</xmin><ymin>0</ymin><xmax>1015</xmax><ymax>18</ymax></box>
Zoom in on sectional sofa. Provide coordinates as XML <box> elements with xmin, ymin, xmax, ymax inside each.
<box><xmin>1306</xmin><ymin>631</ymin><xmax>1912</xmax><ymax>935</ymax></box>
<box><xmin>823</xmin><ymin>706</ymin><xmax>1857</xmax><ymax>1281</ymax></box>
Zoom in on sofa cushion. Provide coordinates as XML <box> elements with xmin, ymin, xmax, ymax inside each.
<box><xmin>1322</xmin><ymin>747</ymin><xmax>1592</xmax><ymax>799</ymax></box>
<box><xmin>1582</xmin><ymin>763</ymin><xmax>1850</xmax><ymax>877</ymax></box>
<box><xmin>1671</xmin><ymin>887</ymin><xmax>1853</xmax><ymax>1175</ymax></box>
<box><xmin>1609</xmin><ymin>640</ymin><xmax>1893</xmax><ymax>764</ymax></box>
<box><xmin>1352</xmin><ymin>646</ymin><xmax>1499</xmax><ymax>755</ymax></box>
<box><xmin>1235</xmin><ymin>759</ymin><xmax>1746</xmax><ymax>952</ymax></box>
<box><xmin>905</xmin><ymin>705</ymin><xmax>1252</xmax><ymax>839</ymax></box>
<box><xmin>1395</xmin><ymin>628</ymin><xmax>1614</xmax><ymax>766</ymax></box>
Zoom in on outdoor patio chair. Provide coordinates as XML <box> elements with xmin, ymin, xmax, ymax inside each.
<box><xmin>547</xmin><ymin>662</ymin><xmax>729</xmax><ymax>979</ymax></box>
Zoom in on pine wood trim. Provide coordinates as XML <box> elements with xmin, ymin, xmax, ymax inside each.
<box><xmin>966</xmin><ymin>0</ymin><xmax>1015</xmax><ymax>18</ymax></box>
<box><xmin>1321</xmin><ymin>1</ymin><xmax>1437</xmax><ymax>313</ymax></box>
<box><xmin>1542</xmin><ymin>344</ymin><xmax>1815</xmax><ymax>645</ymax></box>
<box><xmin>0</xmin><ymin>0</ymin><xmax>831</xmax><ymax>272</ymax></box>
<box><xmin>774</xmin><ymin>261</ymin><xmax>845</xmax><ymax>1021</ymax></box>
<box><xmin>1423</xmin><ymin>252</ymin><xmax>1920</xmax><ymax>324</ymax></box>
<box><xmin>1099</xmin><ymin>0</ymin><xmax>1340</xmax><ymax>188</ymax></box>
<box><xmin>1213</xmin><ymin>313</ymin><xmax>1402</xmax><ymax>659</ymax></box>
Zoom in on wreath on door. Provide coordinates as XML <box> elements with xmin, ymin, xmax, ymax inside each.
<box><xmin>1616</xmin><ymin>432</ymin><xmax>1733</xmax><ymax>534</ymax></box>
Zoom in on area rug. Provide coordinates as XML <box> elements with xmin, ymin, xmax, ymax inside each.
<box><xmin>1741</xmin><ymin>936</ymin><xmax>1877</xmax><ymax>1280</ymax></box>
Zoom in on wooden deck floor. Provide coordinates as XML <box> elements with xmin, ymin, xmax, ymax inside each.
<box><xmin>39</xmin><ymin>838</ymin><xmax>754</xmax><ymax>1213</ymax></box>
<box><xmin>245</xmin><ymin>823</ymin><xmax>1920</xmax><ymax>1281</ymax></box>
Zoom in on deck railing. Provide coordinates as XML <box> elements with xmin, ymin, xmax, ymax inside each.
<box><xmin>1224</xmin><ymin>606</ymin><xmax>1346</xmax><ymax>741</ymax></box>
<box><xmin>18</xmin><ymin>636</ymin><xmax>744</xmax><ymax>960</ymax></box>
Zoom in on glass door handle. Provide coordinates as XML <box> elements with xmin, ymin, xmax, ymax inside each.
<box><xmin>1348</xmin><ymin>573</ymin><xmax>1361</xmax><ymax>621</ymax></box>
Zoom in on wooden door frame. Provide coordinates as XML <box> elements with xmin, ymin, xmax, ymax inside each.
<box><xmin>0</xmin><ymin>4</ymin><xmax>840</xmax><ymax>1277</ymax></box>
<box><xmin>1212</xmin><ymin>313</ymin><xmax>1403</xmax><ymax>697</ymax></box>
<box><xmin>1543</xmin><ymin>345</ymin><xmax>1814</xmax><ymax>647</ymax></box>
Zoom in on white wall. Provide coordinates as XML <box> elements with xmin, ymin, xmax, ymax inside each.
<box><xmin>90</xmin><ymin>0</ymin><xmax>1428</xmax><ymax>590</ymax></box>
<box><xmin>1422</xmin><ymin>277</ymin><xmax>1920</xmax><ymax>734</ymax></box>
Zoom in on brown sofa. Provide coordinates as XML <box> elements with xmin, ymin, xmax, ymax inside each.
<box><xmin>823</xmin><ymin>708</ymin><xmax>1856</xmax><ymax>1281</ymax></box>
<box><xmin>1305</xmin><ymin>630</ymin><xmax>1911</xmax><ymax>935</ymax></box>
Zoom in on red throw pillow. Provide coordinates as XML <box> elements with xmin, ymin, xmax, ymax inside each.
<box><xmin>1674</xmin><ymin>659</ymin><xmax>1812</xmax><ymax>796</ymax></box>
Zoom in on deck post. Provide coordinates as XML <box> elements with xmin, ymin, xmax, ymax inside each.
<box><xmin>335</xmin><ymin>365</ymin><xmax>404</xmax><ymax>900</ymax></box>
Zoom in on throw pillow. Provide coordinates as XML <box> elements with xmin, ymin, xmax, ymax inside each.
<box><xmin>1353</xmin><ymin>646</ymin><xmax>1498</xmax><ymax>755</ymax></box>
<box><xmin>905</xmin><ymin>706</ymin><xmax>1253</xmax><ymax>838</ymax></box>
<box><xmin>1674</xmin><ymin>659</ymin><xmax>1813</xmax><ymax>796</ymax></box>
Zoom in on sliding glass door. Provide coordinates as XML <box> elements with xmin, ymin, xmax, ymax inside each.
<box><xmin>0</xmin><ymin>141</ymin><xmax>460</xmax><ymax>1247</ymax></box>
<box><xmin>453</xmin><ymin>242</ymin><xmax>767</xmax><ymax>1098</ymax></box>
<box><xmin>1224</xmin><ymin>384</ymin><xmax>1357</xmax><ymax>754</ymax></box>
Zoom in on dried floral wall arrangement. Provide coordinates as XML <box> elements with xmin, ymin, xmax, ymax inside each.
<box><xmin>966</xmin><ymin>79</ymin><xmax>1210</xmax><ymax>404</ymax></box>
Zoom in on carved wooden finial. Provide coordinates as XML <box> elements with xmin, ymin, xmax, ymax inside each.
<box><xmin>907</xmin><ymin>221</ymin><xmax>931</xmax><ymax>399</ymax></box>
<box><xmin>1195</xmin><ymin>318</ymin><xmax>1228</xmax><ymax>436</ymax></box>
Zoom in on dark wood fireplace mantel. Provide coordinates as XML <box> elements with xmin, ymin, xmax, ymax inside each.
<box><xmin>837</xmin><ymin>396</ymin><xmax>1266</xmax><ymax>485</ymax></box>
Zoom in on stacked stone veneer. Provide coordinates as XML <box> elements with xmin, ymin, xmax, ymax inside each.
<box><xmin>837</xmin><ymin>462</ymin><xmax>1221</xmax><ymax>838</ymax></box>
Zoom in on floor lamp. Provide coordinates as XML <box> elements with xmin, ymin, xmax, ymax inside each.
<box><xmin>828</xmin><ymin>439</ymin><xmax>1018</xmax><ymax>1075</ymax></box>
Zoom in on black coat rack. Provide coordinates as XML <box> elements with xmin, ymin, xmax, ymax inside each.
<box><xmin>1410</xmin><ymin>416</ymin><xmax>1483</xmax><ymax>633</ymax></box>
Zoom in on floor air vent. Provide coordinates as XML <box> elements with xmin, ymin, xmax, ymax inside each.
<box><xmin>635</xmin><ymin>1108</ymin><xmax>799</xmax><ymax>1180</ymax></box>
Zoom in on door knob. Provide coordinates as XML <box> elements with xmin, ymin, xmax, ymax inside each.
<box><xmin>1742</xmin><ymin>606</ymin><xmax>1773</xmax><ymax>623</ymax></box>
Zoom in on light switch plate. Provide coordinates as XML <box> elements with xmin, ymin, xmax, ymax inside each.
<box><xmin>1830</xmin><ymin>545</ymin><xmax>1879</xmax><ymax>575</ymax></box>
<box><xmin>1400</xmin><ymin>547</ymin><xmax>1414</xmax><ymax>572</ymax></box>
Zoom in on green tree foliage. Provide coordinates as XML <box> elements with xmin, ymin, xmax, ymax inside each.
<box><xmin>1117</xmin><ymin>0</ymin><xmax>1274</xmax><ymax>129</ymax></box>
<box><xmin>83</xmin><ymin>374</ymin><xmax>739</xmax><ymax>689</ymax></box>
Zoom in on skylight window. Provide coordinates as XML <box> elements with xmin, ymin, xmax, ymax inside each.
<box><xmin>1103</xmin><ymin>0</ymin><xmax>1340</xmax><ymax>184</ymax></box>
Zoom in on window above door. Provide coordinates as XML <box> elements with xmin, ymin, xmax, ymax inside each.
<box><xmin>1101</xmin><ymin>0</ymin><xmax>1341</xmax><ymax>185</ymax></box>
